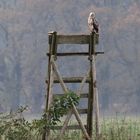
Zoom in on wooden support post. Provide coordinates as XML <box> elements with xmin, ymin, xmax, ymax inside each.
<box><xmin>46</xmin><ymin>59</ymin><xmax>54</xmax><ymax>110</ymax></box>
<box><xmin>42</xmin><ymin>32</ymin><xmax>53</xmax><ymax>140</ymax></box>
<box><xmin>42</xmin><ymin>31</ymin><xmax>56</xmax><ymax>140</ymax></box>
<box><xmin>89</xmin><ymin>32</ymin><xmax>94</xmax><ymax>60</ymax></box>
<box><xmin>52</xmin><ymin>32</ymin><xmax>57</xmax><ymax>60</ymax></box>
<box><xmin>92</xmin><ymin>55</ymin><xmax>100</xmax><ymax>139</ymax></box>
<box><xmin>87</xmin><ymin>33</ymin><xmax>95</xmax><ymax>138</ymax></box>
<box><xmin>48</xmin><ymin>31</ymin><xmax>57</xmax><ymax>59</ymax></box>
<box><xmin>93</xmin><ymin>33</ymin><xmax>100</xmax><ymax>139</ymax></box>
<box><xmin>45</xmin><ymin>31</ymin><xmax>57</xmax><ymax>110</ymax></box>
<box><xmin>87</xmin><ymin>55</ymin><xmax>101</xmax><ymax>140</ymax></box>
<box><xmin>45</xmin><ymin>63</ymin><xmax>54</xmax><ymax>140</ymax></box>
<box><xmin>87</xmin><ymin>32</ymin><xmax>100</xmax><ymax>139</ymax></box>
<box><xmin>87</xmin><ymin>61</ymin><xmax>94</xmax><ymax>138</ymax></box>
<box><xmin>45</xmin><ymin>32</ymin><xmax>55</xmax><ymax>113</ymax></box>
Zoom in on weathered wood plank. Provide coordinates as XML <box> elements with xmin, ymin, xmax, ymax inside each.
<box><xmin>47</xmin><ymin>52</ymin><xmax>104</xmax><ymax>56</ymax></box>
<box><xmin>95</xmin><ymin>51</ymin><xmax>104</xmax><ymax>55</ymax></box>
<box><xmin>47</xmin><ymin>52</ymin><xmax>89</xmax><ymax>56</ymax></box>
<box><xmin>57</xmin><ymin>35</ymin><xmax>90</xmax><ymax>44</ymax></box>
<box><xmin>51</xmin><ymin>125</ymin><xmax>87</xmax><ymax>130</ymax></box>
<box><xmin>54</xmin><ymin>93</ymin><xmax>88</xmax><ymax>98</ymax></box>
<box><xmin>57</xmin><ymin>34</ymin><xmax>99</xmax><ymax>44</ymax></box>
<box><xmin>46</xmin><ymin>77</ymin><xmax>91</xmax><ymax>83</ymax></box>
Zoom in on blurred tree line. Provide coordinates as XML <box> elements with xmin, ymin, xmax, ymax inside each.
<box><xmin>0</xmin><ymin>0</ymin><xmax>140</xmax><ymax>114</ymax></box>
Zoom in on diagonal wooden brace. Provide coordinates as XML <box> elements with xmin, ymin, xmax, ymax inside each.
<box><xmin>50</xmin><ymin>56</ymin><xmax>91</xmax><ymax>140</ymax></box>
<box><xmin>60</xmin><ymin>68</ymin><xmax>90</xmax><ymax>137</ymax></box>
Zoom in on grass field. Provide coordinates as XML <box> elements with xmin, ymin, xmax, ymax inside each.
<box><xmin>50</xmin><ymin>116</ymin><xmax>140</xmax><ymax>140</ymax></box>
<box><xmin>1</xmin><ymin>112</ymin><xmax>140</xmax><ymax>140</ymax></box>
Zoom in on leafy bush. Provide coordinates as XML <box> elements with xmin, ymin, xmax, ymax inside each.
<box><xmin>0</xmin><ymin>106</ymin><xmax>33</xmax><ymax>140</ymax></box>
<box><xmin>0</xmin><ymin>91</ymin><xmax>80</xmax><ymax>140</ymax></box>
<box><xmin>49</xmin><ymin>91</ymin><xmax>80</xmax><ymax>126</ymax></box>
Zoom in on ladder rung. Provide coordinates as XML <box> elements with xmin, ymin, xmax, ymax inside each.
<box><xmin>95</xmin><ymin>51</ymin><xmax>104</xmax><ymax>55</ymax></box>
<box><xmin>80</xmin><ymin>93</ymin><xmax>89</xmax><ymax>98</ymax></box>
<box><xmin>54</xmin><ymin>93</ymin><xmax>88</xmax><ymax>98</ymax></box>
<box><xmin>50</xmin><ymin>125</ymin><xmax>87</xmax><ymax>130</ymax></box>
<box><xmin>47</xmin><ymin>52</ymin><xmax>104</xmax><ymax>56</ymax></box>
<box><xmin>46</xmin><ymin>77</ymin><xmax>91</xmax><ymax>83</ymax></box>
<box><xmin>78</xmin><ymin>109</ymin><xmax>88</xmax><ymax>114</ymax></box>
<box><xmin>47</xmin><ymin>52</ymin><xmax>89</xmax><ymax>56</ymax></box>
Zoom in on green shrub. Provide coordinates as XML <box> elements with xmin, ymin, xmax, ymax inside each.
<box><xmin>0</xmin><ymin>91</ymin><xmax>80</xmax><ymax>140</ymax></box>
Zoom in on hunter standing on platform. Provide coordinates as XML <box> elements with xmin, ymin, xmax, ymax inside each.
<box><xmin>88</xmin><ymin>12</ymin><xmax>99</xmax><ymax>33</ymax></box>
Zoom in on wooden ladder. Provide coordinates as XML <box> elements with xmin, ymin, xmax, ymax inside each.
<box><xmin>43</xmin><ymin>31</ymin><xmax>103</xmax><ymax>140</ymax></box>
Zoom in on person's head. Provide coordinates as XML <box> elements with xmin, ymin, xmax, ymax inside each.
<box><xmin>89</xmin><ymin>12</ymin><xmax>95</xmax><ymax>18</ymax></box>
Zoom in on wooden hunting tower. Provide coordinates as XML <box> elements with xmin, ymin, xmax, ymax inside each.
<box><xmin>43</xmin><ymin>31</ymin><xmax>103</xmax><ymax>140</ymax></box>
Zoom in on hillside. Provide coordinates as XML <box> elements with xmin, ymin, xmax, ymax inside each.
<box><xmin>0</xmin><ymin>0</ymin><xmax>140</xmax><ymax>114</ymax></box>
